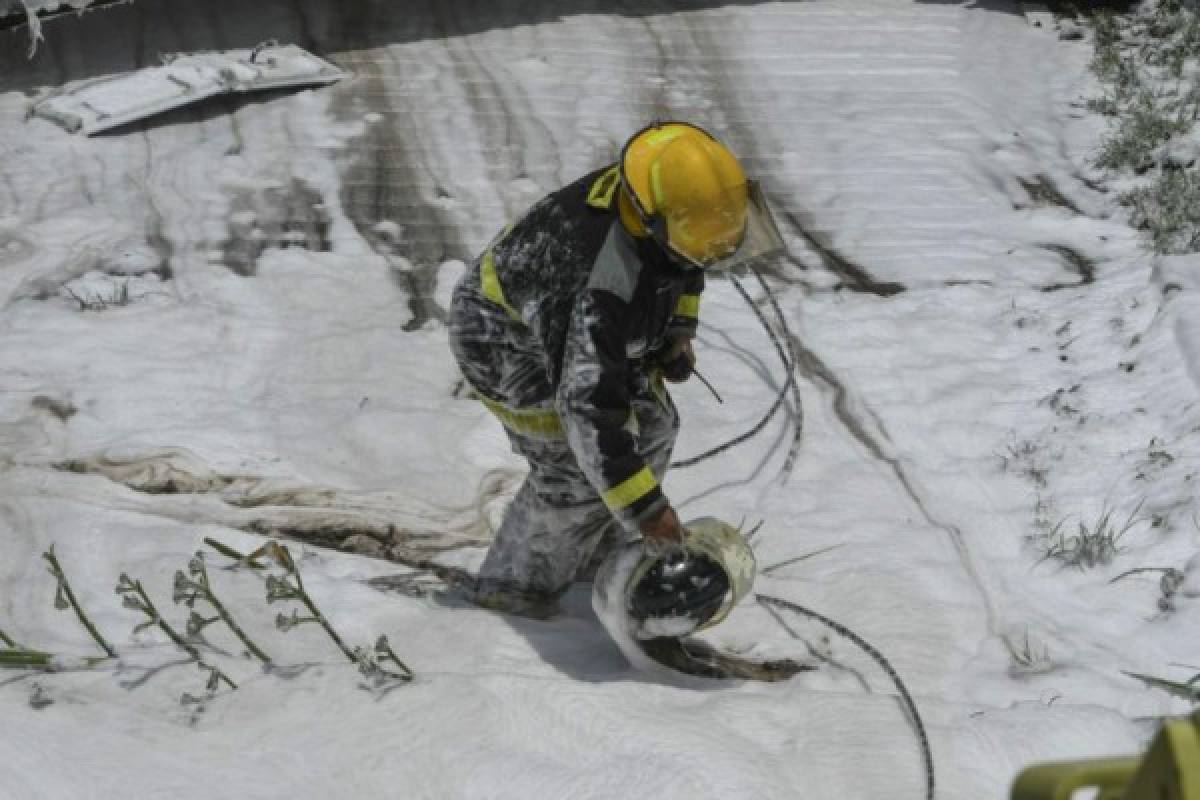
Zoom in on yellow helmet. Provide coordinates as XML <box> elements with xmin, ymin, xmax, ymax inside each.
<box><xmin>618</xmin><ymin>122</ymin><xmax>785</xmax><ymax>270</ymax></box>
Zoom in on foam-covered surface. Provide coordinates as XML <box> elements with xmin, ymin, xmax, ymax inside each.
<box><xmin>1</xmin><ymin>1</ymin><xmax>1197</xmax><ymax>797</ymax></box>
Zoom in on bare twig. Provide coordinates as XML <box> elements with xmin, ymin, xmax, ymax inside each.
<box><xmin>1109</xmin><ymin>566</ymin><xmax>1178</xmax><ymax>583</ymax></box>
<box><xmin>43</xmin><ymin>545</ymin><xmax>117</xmax><ymax>658</ymax></box>
<box><xmin>0</xmin><ymin>627</ymin><xmax>16</xmax><ymax>649</ymax></box>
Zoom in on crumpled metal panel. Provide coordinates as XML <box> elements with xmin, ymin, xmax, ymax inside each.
<box><xmin>31</xmin><ymin>42</ymin><xmax>345</xmax><ymax>135</ymax></box>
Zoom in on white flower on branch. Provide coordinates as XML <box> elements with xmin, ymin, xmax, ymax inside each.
<box><xmin>186</xmin><ymin>612</ymin><xmax>219</xmax><ymax>638</ymax></box>
<box><xmin>173</xmin><ymin>571</ymin><xmax>201</xmax><ymax>607</ymax></box>
<box><xmin>265</xmin><ymin>574</ymin><xmax>297</xmax><ymax>603</ymax></box>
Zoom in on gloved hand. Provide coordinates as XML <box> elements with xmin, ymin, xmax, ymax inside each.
<box><xmin>639</xmin><ymin>504</ymin><xmax>686</xmax><ymax>557</ymax></box>
<box><xmin>657</xmin><ymin>337</ymin><xmax>695</xmax><ymax>384</ymax></box>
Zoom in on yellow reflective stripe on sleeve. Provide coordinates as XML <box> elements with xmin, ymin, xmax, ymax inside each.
<box><xmin>586</xmin><ymin>165</ymin><xmax>621</xmax><ymax>210</ymax></box>
<box><xmin>602</xmin><ymin>466</ymin><xmax>659</xmax><ymax>512</ymax></box>
<box><xmin>477</xmin><ymin>396</ymin><xmax>564</xmax><ymax>438</ymax></box>
<box><xmin>673</xmin><ymin>294</ymin><xmax>700</xmax><ymax>319</ymax></box>
<box><xmin>480</xmin><ymin>249</ymin><xmax>523</xmax><ymax>324</ymax></box>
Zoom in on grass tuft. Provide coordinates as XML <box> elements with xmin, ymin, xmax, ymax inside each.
<box><xmin>1003</xmin><ymin>630</ymin><xmax>1054</xmax><ymax>675</ymax></box>
<box><xmin>1039</xmin><ymin>502</ymin><xmax>1145</xmax><ymax>569</ymax></box>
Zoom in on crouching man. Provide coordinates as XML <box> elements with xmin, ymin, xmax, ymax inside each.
<box><xmin>448</xmin><ymin>121</ymin><xmax>779</xmax><ymax>619</ymax></box>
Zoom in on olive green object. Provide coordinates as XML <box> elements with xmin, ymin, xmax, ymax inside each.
<box><xmin>1012</xmin><ymin>711</ymin><xmax>1200</xmax><ymax>800</ymax></box>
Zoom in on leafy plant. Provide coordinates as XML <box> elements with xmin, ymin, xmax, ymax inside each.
<box><xmin>1</xmin><ymin>547</ymin><xmax>118</xmax><ymax>671</ymax></box>
<box><xmin>116</xmin><ymin>572</ymin><xmax>237</xmax><ymax>693</ymax></box>
<box><xmin>4</xmin><ymin>537</ymin><xmax>415</xmax><ymax>701</ymax></box>
<box><xmin>43</xmin><ymin>545</ymin><xmax>117</xmax><ymax>658</ymax></box>
<box><xmin>249</xmin><ymin>540</ymin><xmax>413</xmax><ymax>685</ymax></box>
<box><xmin>173</xmin><ymin>552</ymin><xmax>271</xmax><ymax>665</ymax></box>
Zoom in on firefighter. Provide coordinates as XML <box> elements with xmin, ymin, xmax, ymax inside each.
<box><xmin>448</xmin><ymin>121</ymin><xmax>782</xmax><ymax>618</ymax></box>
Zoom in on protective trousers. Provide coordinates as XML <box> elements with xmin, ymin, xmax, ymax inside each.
<box><xmin>478</xmin><ymin>387</ymin><xmax>678</xmax><ymax>601</ymax></box>
<box><xmin>449</xmin><ymin>280</ymin><xmax>680</xmax><ymax>608</ymax></box>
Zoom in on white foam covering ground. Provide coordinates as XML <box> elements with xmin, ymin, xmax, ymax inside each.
<box><xmin>592</xmin><ymin>540</ymin><xmax>673</xmax><ymax>672</ymax></box>
<box><xmin>1</xmin><ymin>1</ymin><xmax>1199</xmax><ymax>798</ymax></box>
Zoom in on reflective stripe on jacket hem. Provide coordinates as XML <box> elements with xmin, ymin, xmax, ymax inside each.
<box><xmin>477</xmin><ymin>395</ymin><xmax>563</xmax><ymax>438</ymax></box>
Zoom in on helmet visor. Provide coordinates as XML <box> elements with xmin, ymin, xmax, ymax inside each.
<box><xmin>657</xmin><ymin>180</ymin><xmax>786</xmax><ymax>271</ymax></box>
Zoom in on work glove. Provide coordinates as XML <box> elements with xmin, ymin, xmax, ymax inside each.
<box><xmin>639</xmin><ymin>505</ymin><xmax>686</xmax><ymax>558</ymax></box>
<box><xmin>657</xmin><ymin>337</ymin><xmax>695</xmax><ymax>384</ymax></box>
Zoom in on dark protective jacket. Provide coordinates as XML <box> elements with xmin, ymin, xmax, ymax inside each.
<box><xmin>452</xmin><ymin>165</ymin><xmax>703</xmax><ymax>527</ymax></box>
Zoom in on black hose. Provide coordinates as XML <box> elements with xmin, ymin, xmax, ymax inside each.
<box><xmin>757</xmin><ymin>593</ymin><xmax>935</xmax><ymax>800</ymax></box>
<box><xmin>670</xmin><ymin>269</ymin><xmax>801</xmax><ymax>469</ymax></box>
<box><xmin>750</xmin><ymin>269</ymin><xmax>804</xmax><ymax>477</ymax></box>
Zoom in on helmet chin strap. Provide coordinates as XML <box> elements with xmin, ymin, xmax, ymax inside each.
<box><xmin>616</xmin><ymin>182</ymin><xmax>649</xmax><ymax>238</ymax></box>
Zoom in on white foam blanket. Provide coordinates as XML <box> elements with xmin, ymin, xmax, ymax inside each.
<box><xmin>1</xmin><ymin>1</ymin><xmax>1199</xmax><ymax>798</ymax></box>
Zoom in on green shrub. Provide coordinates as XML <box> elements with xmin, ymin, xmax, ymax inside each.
<box><xmin>1121</xmin><ymin>167</ymin><xmax>1200</xmax><ymax>252</ymax></box>
<box><xmin>1095</xmin><ymin>91</ymin><xmax>1188</xmax><ymax>170</ymax></box>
